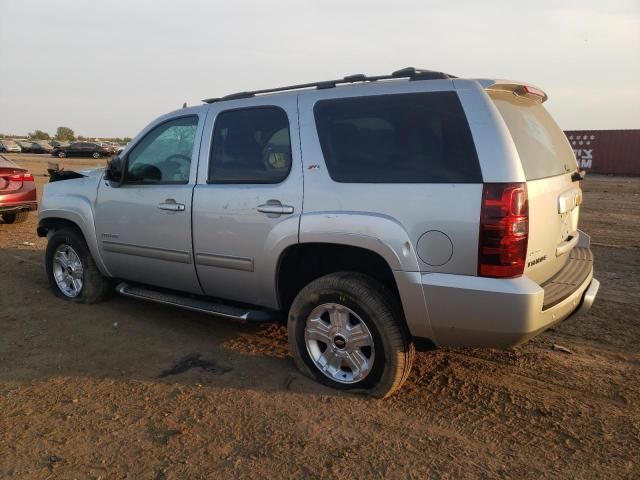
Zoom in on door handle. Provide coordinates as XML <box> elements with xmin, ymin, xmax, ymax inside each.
<box><xmin>158</xmin><ymin>200</ymin><xmax>185</xmax><ymax>212</ymax></box>
<box><xmin>257</xmin><ymin>201</ymin><xmax>294</xmax><ymax>215</ymax></box>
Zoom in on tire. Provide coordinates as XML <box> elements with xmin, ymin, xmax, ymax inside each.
<box><xmin>288</xmin><ymin>272</ymin><xmax>414</xmax><ymax>398</ymax></box>
<box><xmin>92</xmin><ymin>152</ymin><xmax>100</xmax><ymax>159</ymax></box>
<box><xmin>1</xmin><ymin>211</ymin><xmax>29</xmax><ymax>224</ymax></box>
<box><xmin>45</xmin><ymin>227</ymin><xmax>112</xmax><ymax>303</ymax></box>
<box><xmin>58</xmin><ymin>151</ymin><xmax>66</xmax><ymax>158</ymax></box>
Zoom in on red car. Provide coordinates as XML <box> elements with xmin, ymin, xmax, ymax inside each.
<box><xmin>0</xmin><ymin>155</ymin><xmax>37</xmax><ymax>224</ymax></box>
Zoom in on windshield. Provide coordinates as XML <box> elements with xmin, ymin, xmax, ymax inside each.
<box><xmin>490</xmin><ymin>92</ymin><xmax>577</xmax><ymax>180</ymax></box>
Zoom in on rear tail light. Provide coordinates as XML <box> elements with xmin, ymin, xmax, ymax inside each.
<box><xmin>8</xmin><ymin>172</ymin><xmax>34</xmax><ymax>182</ymax></box>
<box><xmin>478</xmin><ymin>183</ymin><xmax>529</xmax><ymax>278</ymax></box>
<box><xmin>0</xmin><ymin>172</ymin><xmax>34</xmax><ymax>192</ymax></box>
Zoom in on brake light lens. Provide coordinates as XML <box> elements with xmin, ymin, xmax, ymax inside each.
<box><xmin>515</xmin><ymin>85</ymin><xmax>547</xmax><ymax>102</ymax></box>
<box><xmin>16</xmin><ymin>172</ymin><xmax>34</xmax><ymax>182</ymax></box>
<box><xmin>0</xmin><ymin>171</ymin><xmax>34</xmax><ymax>192</ymax></box>
<box><xmin>478</xmin><ymin>183</ymin><xmax>529</xmax><ymax>278</ymax></box>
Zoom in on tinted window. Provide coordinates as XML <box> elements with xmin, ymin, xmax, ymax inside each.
<box><xmin>209</xmin><ymin>107</ymin><xmax>291</xmax><ymax>184</ymax></box>
<box><xmin>490</xmin><ymin>92</ymin><xmax>576</xmax><ymax>180</ymax></box>
<box><xmin>126</xmin><ymin>116</ymin><xmax>198</xmax><ymax>184</ymax></box>
<box><xmin>314</xmin><ymin>92</ymin><xmax>481</xmax><ymax>183</ymax></box>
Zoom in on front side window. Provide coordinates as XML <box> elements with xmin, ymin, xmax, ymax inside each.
<box><xmin>209</xmin><ymin>107</ymin><xmax>291</xmax><ymax>183</ymax></box>
<box><xmin>126</xmin><ymin>116</ymin><xmax>198</xmax><ymax>184</ymax></box>
<box><xmin>313</xmin><ymin>92</ymin><xmax>482</xmax><ymax>183</ymax></box>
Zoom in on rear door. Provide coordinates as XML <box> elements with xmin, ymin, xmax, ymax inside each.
<box><xmin>489</xmin><ymin>91</ymin><xmax>581</xmax><ymax>284</ymax></box>
<box><xmin>192</xmin><ymin>96</ymin><xmax>303</xmax><ymax>308</ymax></box>
<box><xmin>81</xmin><ymin>143</ymin><xmax>94</xmax><ymax>157</ymax></box>
<box><xmin>67</xmin><ymin>143</ymin><xmax>82</xmax><ymax>157</ymax></box>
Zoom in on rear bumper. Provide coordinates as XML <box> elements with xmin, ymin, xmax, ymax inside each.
<box><xmin>414</xmin><ymin>269</ymin><xmax>598</xmax><ymax>348</ymax></box>
<box><xmin>0</xmin><ymin>201</ymin><xmax>38</xmax><ymax>212</ymax></box>
<box><xmin>0</xmin><ymin>183</ymin><xmax>38</xmax><ymax>212</ymax></box>
<box><xmin>396</xmin><ymin>243</ymin><xmax>599</xmax><ymax>349</ymax></box>
<box><xmin>576</xmin><ymin>277</ymin><xmax>600</xmax><ymax>316</ymax></box>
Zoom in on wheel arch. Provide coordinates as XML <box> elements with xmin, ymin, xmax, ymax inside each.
<box><xmin>38</xmin><ymin>210</ymin><xmax>110</xmax><ymax>276</ymax></box>
<box><xmin>276</xmin><ymin>242</ymin><xmax>407</xmax><ymax>327</ymax></box>
<box><xmin>298</xmin><ymin>212</ymin><xmax>421</xmax><ymax>272</ymax></box>
<box><xmin>275</xmin><ymin>214</ymin><xmax>433</xmax><ymax>339</ymax></box>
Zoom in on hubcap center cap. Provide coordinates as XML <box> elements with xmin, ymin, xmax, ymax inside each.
<box><xmin>333</xmin><ymin>334</ymin><xmax>347</xmax><ymax>350</ymax></box>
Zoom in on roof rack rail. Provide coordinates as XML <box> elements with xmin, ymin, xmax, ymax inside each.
<box><xmin>202</xmin><ymin>67</ymin><xmax>456</xmax><ymax>103</ymax></box>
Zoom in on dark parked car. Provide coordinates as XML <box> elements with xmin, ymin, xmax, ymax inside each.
<box><xmin>30</xmin><ymin>142</ymin><xmax>53</xmax><ymax>154</ymax></box>
<box><xmin>52</xmin><ymin>142</ymin><xmax>112</xmax><ymax>159</ymax></box>
<box><xmin>17</xmin><ymin>141</ymin><xmax>32</xmax><ymax>153</ymax></box>
<box><xmin>0</xmin><ymin>154</ymin><xmax>37</xmax><ymax>224</ymax></box>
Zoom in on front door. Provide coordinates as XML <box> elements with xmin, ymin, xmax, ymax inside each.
<box><xmin>95</xmin><ymin>113</ymin><xmax>205</xmax><ymax>294</ymax></box>
<box><xmin>192</xmin><ymin>98</ymin><xmax>302</xmax><ymax>308</ymax></box>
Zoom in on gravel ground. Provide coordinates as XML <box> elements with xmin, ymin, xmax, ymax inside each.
<box><xmin>1</xmin><ymin>154</ymin><xmax>638</xmax><ymax>479</ymax></box>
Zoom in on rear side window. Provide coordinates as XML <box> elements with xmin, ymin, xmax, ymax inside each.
<box><xmin>209</xmin><ymin>107</ymin><xmax>291</xmax><ymax>184</ymax></box>
<box><xmin>490</xmin><ymin>92</ymin><xmax>577</xmax><ymax>180</ymax></box>
<box><xmin>313</xmin><ymin>92</ymin><xmax>481</xmax><ymax>183</ymax></box>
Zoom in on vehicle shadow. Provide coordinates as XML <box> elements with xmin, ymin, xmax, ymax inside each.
<box><xmin>0</xmin><ymin>247</ymin><xmax>339</xmax><ymax>397</ymax></box>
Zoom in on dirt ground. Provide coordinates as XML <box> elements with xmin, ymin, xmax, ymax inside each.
<box><xmin>1</xmin><ymin>153</ymin><xmax>639</xmax><ymax>479</ymax></box>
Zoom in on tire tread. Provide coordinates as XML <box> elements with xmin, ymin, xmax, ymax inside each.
<box><xmin>288</xmin><ymin>272</ymin><xmax>414</xmax><ymax>398</ymax></box>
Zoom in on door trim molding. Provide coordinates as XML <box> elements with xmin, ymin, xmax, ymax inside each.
<box><xmin>195</xmin><ymin>252</ymin><xmax>254</xmax><ymax>272</ymax></box>
<box><xmin>103</xmin><ymin>240</ymin><xmax>192</xmax><ymax>264</ymax></box>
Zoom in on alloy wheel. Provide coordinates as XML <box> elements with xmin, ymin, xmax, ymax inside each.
<box><xmin>304</xmin><ymin>303</ymin><xmax>375</xmax><ymax>384</ymax></box>
<box><xmin>52</xmin><ymin>244</ymin><xmax>84</xmax><ymax>298</ymax></box>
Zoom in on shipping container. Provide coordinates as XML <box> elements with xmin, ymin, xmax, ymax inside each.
<box><xmin>565</xmin><ymin>129</ymin><xmax>640</xmax><ymax>176</ymax></box>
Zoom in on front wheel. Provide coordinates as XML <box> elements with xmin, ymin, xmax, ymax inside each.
<box><xmin>45</xmin><ymin>228</ymin><xmax>112</xmax><ymax>303</ymax></box>
<box><xmin>92</xmin><ymin>152</ymin><xmax>100</xmax><ymax>159</ymax></box>
<box><xmin>57</xmin><ymin>151</ymin><xmax>66</xmax><ymax>158</ymax></box>
<box><xmin>288</xmin><ymin>272</ymin><xmax>414</xmax><ymax>398</ymax></box>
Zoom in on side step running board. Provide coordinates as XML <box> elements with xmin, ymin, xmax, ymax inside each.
<box><xmin>116</xmin><ymin>282</ymin><xmax>274</xmax><ymax>322</ymax></box>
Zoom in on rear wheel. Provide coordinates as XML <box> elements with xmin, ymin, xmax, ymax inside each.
<box><xmin>288</xmin><ymin>272</ymin><xmax>414</xmax><ymax>398</ymax></box>
<box><xmin>45</xmin><ymin>228</ymin><xmax>112</xmax><ymax>303</ymax></box>
<box><xmin>92</xmin><ymin>152</ymin><xmax>100</xmax><ymax>159</ymax></box>
<box><xmin>1</xmin><ymin>211</ymin><xmax>29</xmax><ymax>224</ymax></box>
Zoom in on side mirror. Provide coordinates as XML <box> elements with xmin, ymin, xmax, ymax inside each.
<box><xmin>105</xmin><ymin>155</ymin><xmax>125</xmax><ymax>187</ymax></box>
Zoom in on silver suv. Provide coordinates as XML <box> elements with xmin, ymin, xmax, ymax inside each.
<box><xmin>38</xmin><ymin>68</ymin><xmax>599</xmax><ymax>397</ymax></box>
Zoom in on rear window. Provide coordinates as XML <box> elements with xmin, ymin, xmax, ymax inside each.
<box><xmin>490</xmin><ymin>92</ymin><xmax>577</xmax><ymax>180</ymax></box>
<box><xmin>313</xmin><ymin>92</ymin><xmax>482</xmax><ymax>183</ymax></box>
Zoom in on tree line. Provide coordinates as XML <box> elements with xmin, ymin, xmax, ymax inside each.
<box><xmin>3</xmin><ymin>127</ymin><xmax>131</xmax><ymax>144</ymax></box>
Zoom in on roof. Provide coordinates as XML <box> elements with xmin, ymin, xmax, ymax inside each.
<box><xmin>202</xmin><ymin>67</ymin><xmax>456</xmax><ymax>104</ymax></box>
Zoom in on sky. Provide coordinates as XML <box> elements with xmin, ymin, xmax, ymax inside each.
<box><xmin>0</xmin><ymin>0</ymin><xmax>638</xmax><ymax>138</ymax></box>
